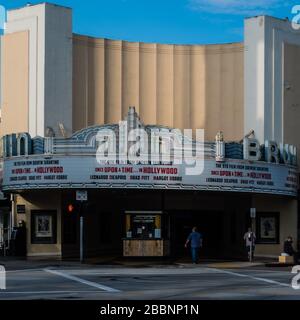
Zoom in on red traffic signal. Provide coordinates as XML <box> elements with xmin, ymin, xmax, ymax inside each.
<box><xmin>67</xmin><ymin>204</ymin><xmax>75</xmax><ymax>213</ymax></box>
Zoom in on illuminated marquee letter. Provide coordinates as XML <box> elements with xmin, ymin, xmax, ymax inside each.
<box><xmin>159</xmin><ymin>129</ymin><xmax>172</xmax><ymax>164</ymax></box>
<box><xmin>243</xmin><ymin>138</ymin><xmax>261</xmax><ymax>161</ymax></box>
<box><xmin>265</xmin><ymin>140</ymin><xmax>279</xmax><ymax>164</ymax></box>
<box><xmin>289</xmin><ymin>145</ymin><xmax>297</xmax><ymax>166</ymax></box>
<box><xmin>96</xmin><ymin>129</ymin><xmax>117</xmax><ymax>163</ymax></box>
<box><xmin>17</xmin><ymin>133</ymin><xmax>31</xmax><ymax>156</ymax></box>
<box><xmin>128</xmin><ymin>128</ymin><xmax>148</xmax><ymax>163</ymax></box>
<box><xmin>280</xmin><ymin>143</ymin><xmax>291</xmax><ymax>164</ymax></box>
<box><xmin>171</xmin><ymin>129</ymin><xmax>183</xmax><ymax>165</ymax></box>
<box><xmin>118</xmin><ymin>120</ymin><xmax>128</xmax><ymax>163</ymax></box>
<box><xmin>183</xmin><ymin>129</ymin><xmax>204</xmax><ymax>176</ymax></box>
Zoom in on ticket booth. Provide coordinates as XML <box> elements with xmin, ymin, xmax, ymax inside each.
<box><xmin>123</xmin><ymin>211</ymin><xmax>170</xmax><ymax>257</ymax></box>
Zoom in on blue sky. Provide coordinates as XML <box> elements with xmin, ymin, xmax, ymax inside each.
<box><xmin>0</xmin><ymin>0</ymin><xmax>299</xmax><ymax>44</ymax></box>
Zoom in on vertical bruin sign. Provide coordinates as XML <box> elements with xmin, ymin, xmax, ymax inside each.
<box><xmin>0</xmin><ymin>265</ymin><xmax>6</xmax><ymax>289</ymax></box>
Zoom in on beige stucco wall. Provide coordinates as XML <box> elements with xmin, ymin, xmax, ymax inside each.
<box><xmin>15</xmin><ymin>192</ymin><xmax>62</xmax><ymax>257</ymax></box>
<box><xmin>73</xmin><ymin>35</ymin><xmax>244</xmax><ymax>141</ymax></box>
<box><xmin>0</xmin><ymin>31</ymin><xmax>29</xmax><ymax>137</ymax></box>
<box><xmin>0</xmin><ymin>30</ymin><xmax>245</xmax><ymax>142</ymax></box>
<box><xmin>284</xmin><ymin>43</ymin><xmax>300</xmax><ymax>166</ymax></box>
<box><xmin>252</xmin><ymin>194</ymin><xmax>298</xmax><ymax>257</ymax></box>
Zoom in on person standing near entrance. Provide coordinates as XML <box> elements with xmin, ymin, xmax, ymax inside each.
<box><xmin>185</xmin><ymin>227</ymin><xmax>203</xmax><ymax>264</ymax></box>
<box><xmin>244</xmin><ymin>227</ymin><xmax>256</xmax><ymax>261</ymax></box>
<box><xmin>283</xmin><ymin>236</ymin><xmax>298</xmax><ymax>264</ymax></box>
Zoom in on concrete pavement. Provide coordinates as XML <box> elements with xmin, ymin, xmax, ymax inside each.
<box><xmin>0</xmin><ymin>257</ymin><xmax>299</xmax><ymax>300</ymax></box>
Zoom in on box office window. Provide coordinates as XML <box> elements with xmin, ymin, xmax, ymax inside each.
<box><xmin>31</xmin><ymin>210</ymin><xmax>57</xmax><ymax>244</ymax></box>
<box><xmin>125</xmin><ymin>213</ymin><xmax>164</xmax><ymax>239</ymax></box>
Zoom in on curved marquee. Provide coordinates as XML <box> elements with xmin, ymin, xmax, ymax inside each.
<box><xmin>1</xmin><ymin>155</ymin><xmax>298</xmax><ymax>196</ymax></box>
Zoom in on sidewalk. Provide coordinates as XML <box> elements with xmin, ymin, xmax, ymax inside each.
<box><xmin>0</xmin><ymin>255</ymin><xmax>274</xmax><ymax>271</ymax></box>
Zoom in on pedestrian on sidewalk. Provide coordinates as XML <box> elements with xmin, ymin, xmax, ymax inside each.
<box><xmin>185</xmin><ymin>227</ymin><xmax>203</xmax><ymax>264</ymax></box>
<box><xmin>283</xmin><ymin>236</ymin><xmax>298</xmax><ymax>264</ymax></box>
<box><xmin>244</xmin><ymin>227</ymin><xmax>256</xmax><ymax>261</ymax></box>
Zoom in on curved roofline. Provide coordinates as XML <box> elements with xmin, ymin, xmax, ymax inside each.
<box><xmin>72</xmin><ymin>33</ymin><xmax>244</xmax><ymax>47</ymax></box>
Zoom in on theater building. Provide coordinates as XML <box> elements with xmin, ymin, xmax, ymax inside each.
<box><xmin>0</xmin><ymin>3</ymin><xmax>299</xmax><ymax>259</ymax></box>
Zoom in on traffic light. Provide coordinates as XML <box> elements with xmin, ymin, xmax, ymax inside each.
<box><xmin>67</xmin><ymin>203</ymin><xmax>75</xmax><ymax>214</ymax></box>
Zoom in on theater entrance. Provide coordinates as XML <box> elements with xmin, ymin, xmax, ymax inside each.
<box><xmin>169</xmin><ymin>210</ymin><xmax>246</xmax><ymax>260</ymax></box>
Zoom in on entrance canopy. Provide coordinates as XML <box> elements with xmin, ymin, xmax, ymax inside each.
<box><xmin>0</xmin><ymin>107</ymin><xmax>298</xmax><ymax>196</ymax></box>
<box><xmin>1</xmin><ymin>155</ymin><xmax>297</xmax><ymax>196</ymax></box>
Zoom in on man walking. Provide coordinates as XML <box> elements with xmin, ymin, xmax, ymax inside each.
<box><xmin>244</xmin><ymin>227</ymin><xmax>256</xmax><ymax>261</ymax></box>
<box><xmin>185</xmin><ymin>227</ymin><xmax>203</xmax><ymax>264</ymax></box>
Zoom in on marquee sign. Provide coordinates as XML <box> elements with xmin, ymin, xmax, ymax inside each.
<box><xmin>2</xmin><ymin>155</ymin><xmax>298</xmax><ymax>196</ymax></box>
<box><xmin>0</xmin><ymin>109</ymin><xmax>298</xmax><ymax>196</ymax></box>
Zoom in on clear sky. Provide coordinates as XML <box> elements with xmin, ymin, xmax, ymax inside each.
<box><xmin>0</xmin><ymin>0</ymin><xmax>299</xmax><ymax>44</ymax></box>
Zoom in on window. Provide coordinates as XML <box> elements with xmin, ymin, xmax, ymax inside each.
<box><xmin>125</xmin><ymin>213</ymin><xmax>162</xmax><ymax>239</ymax></box>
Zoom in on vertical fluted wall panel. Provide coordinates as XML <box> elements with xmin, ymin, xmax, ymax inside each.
<box><xmin>173</xmin><ymin>46</ymin><xmax>191</xmax><ymax>130</ymax></box>
<box><xmin>139</xmin><ymin>43</ymin><xmax>157</xmax><ymax>124</ymax></box>
<box><xmin>72</xmin><ymin>36</ymin><xmax>88</xmax><ymax>131</ymax></box>
<box><xmin>205</xmin><ymin>46</ymin><xmax>221</xmax><ymax>138</ymax></box>
<box><xmin>73</xmin><ymin>35</ymin><xmax>244</xmax><ymax>141</ymax></box>
<box><xmin>104</xmin><ymin>39</ymin><xmax>122</xmax><ymax>124</ymax></box>
<box><xmin>156</xmin><ymin>44</ymin><xmax>174</xmax><ymax>127</ymax></box>
<box><xmin>87</xmin><ymin>38</ymin><xmax>105</xmax><ymax>126</ymax></box>
<box><xmin>122</xmin><ymin>41</ymin><xmax>140</xmax><ymax>118</ymax></box>
<box><xmin>190</xmin><ymin>46</ymin><xmax>206</xmax><ymax>135</ymax></box>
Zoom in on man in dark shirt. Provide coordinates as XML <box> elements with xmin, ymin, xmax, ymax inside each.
<box><xmin>283</xmin><ymin>236</ymin><xmax>298</xmax><ymax>264</ymax></box>
<box><xmin>185</xmin><ymin>227</ymin><xmax>203</xmax><ymax>264</ymax></box>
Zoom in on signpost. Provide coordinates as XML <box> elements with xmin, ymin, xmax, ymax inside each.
<box><xmin>77</xmin><ymin>190</ymin><xmax>88</xmax><ymax>263</ymax></box>
<box><xmin>76</xmin><ymin>190</ymin><xmax>88</xmax><ymax>201</ymax></box>
<box><xmin>249</xmin><ymin>208</ymin><xmax>256</xmax><ymax>262</ymax></box>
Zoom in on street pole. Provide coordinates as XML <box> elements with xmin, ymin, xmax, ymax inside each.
<box><xmin>76</xmin><ymin>191</ymin><xmax>88</xmax><ymax>264</ymax></box>
<box><xmin>249</xmin><ymin>233</ymin><xmax>253</xmax><ymax>262</ymax></box>
<box><xmin>79</xmin><ymin>201</ymin><xmax>84</xmax><ymax>263</ymax></box>
<box><xmin>249</xmin><ymin>208</ymin><xmax>256</xmax><ymax>263</ymax></box>
<box><xmin>10</xmin><ymin>194</ymin><xmax>15</xmax><ymax>229</ymax></box>
<box><xmin>250</xmin><ymin>217</ymin><xmax>255</xmax><ymax>262</ymax></box>
<box><xmin>80</xmin><ymin>215</ymin><xmax>84</xmax><ymax>263</ymax></box>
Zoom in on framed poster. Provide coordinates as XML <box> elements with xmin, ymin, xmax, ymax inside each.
<box><xmin>31</xmin><ymin>210</ymin><xmax>57</xmax><ymax>244</ymax></box>
<box><xmin>256</xmin><ymin>212</ymin><xmax>279</xmax><ymax>244</ymax></box>
<box><xmin>17</xmin><ymin>205</ymin><xmax>26</xmax><ymax>214</ymax></box>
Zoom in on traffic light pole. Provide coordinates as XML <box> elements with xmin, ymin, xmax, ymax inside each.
<box><xmin>250</xmin><ymin>217</ymin><xmax>255</xmax><ymax>262</ymax></box>
<box><xmin>76</xmin><ymin>190</ymin><xmax>88</xmax><ymax>264</ymax></box>
<box><xmin>80</xmin><ymin>215</ymin><xmax>84</xmax><ymax>263</ymax></box>
<box><xmin>79</xmin><ymin>201</ymin><xmax>84</xmax><ymax>263</ymax></box>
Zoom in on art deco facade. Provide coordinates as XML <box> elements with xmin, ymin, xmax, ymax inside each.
<box><xmin>0</xmin><ymin>3</ymin><xmax>299</xmax><ymax>259</ymax></box>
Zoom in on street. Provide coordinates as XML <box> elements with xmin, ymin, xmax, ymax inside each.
<box><xmin>0</xmin><ymin>262</ymin><xmax>299</xmax><ymax>300</ymax></box>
